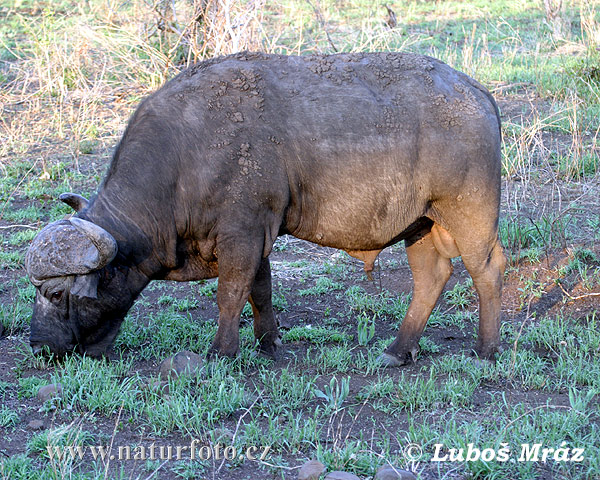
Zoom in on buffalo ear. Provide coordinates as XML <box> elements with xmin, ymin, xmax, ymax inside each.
<box><xmin>59</xmin><ymin>193</ymin><xmax>89</xmax><ymax>212</ymax></box>
<box><xmin>71</xmin><ymin>273</ymin><xmax>99</xmax><ymax>299</ymax></box>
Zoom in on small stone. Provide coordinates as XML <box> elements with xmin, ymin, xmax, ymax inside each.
<box><xmin>159</xmin><ymin>351</ymin><xmax>203</xmax><ymax>380</ymax></box>
<box><xmin>148</xmin><ymin>380</ymin><xmax>169</xmax><ymax>394</ymax></box>
<box><xmin>298</xmin><ymin>459</ymin><xmax>326</xmax><ymax>480</ymax></box>
<box><xmin>37</xmin><ymin>384</ymin><xmax>63</xmax><ymax>403</ymax></box>
<box><xmin>27</xmin><ymin>419</ymin><xmax>45</xmax><ymax>430</ymax></box>
<box><xmin>375</xmin><ymin>465</ymin><xmax>417</xmax><ymax>480</ymax></box>
<box><xmin>324</xmin><ymin>472</ymin><xmax>360</xmax><ymax>480</ymax></box>
<box><xmin>208</xmin><ymin>427</ymin><xmax>234</xmax><ymax>443</ymax></box>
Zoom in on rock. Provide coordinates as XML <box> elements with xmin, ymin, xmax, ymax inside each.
<box><xmin>159</xmin><ymin>351</ymin><xmax>204</xmax><ymax>380</ymax></box>
<box><xmin>148</xmin><ymin>380</ymin><xmax>169</xmax><ymax>394</ymax></box>
<box><xmin>27</xmin><ymin>419</ymin><xmax>45</xmax><ymax>430</ymax></box>
<box><xmin>375</xmin><ymin>465</ymin><xmax>417</xmax><ymax>480</ymax></box>
<box><xmin>37</xmin><ymin>384</ymin><xmax>63</xmax><ymax>403</ymax></box>
<box><xmin>324</xmin><ymin>472</ymin><xmax>360</xmax><ymax>480</ymax></box>
<box><xmin>298</xmin><ymin>459</ymin><xmax>326</xmax><ymax>480</ymax></box>
<box><xmin>208</xmin><ymin>427</ymin><xmax>234</xmax><ymax>443</ymax></box>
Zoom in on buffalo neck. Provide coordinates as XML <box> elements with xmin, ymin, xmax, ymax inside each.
<box><xmin>81</xmin><ymin>192</ymin><xmax>168</xmax><ymax>282</ymax></box>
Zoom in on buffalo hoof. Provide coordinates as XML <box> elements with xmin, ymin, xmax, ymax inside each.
<box><xmin>206</xmin><ymin>346</ymin><xmax>238</xmax><ymax>360</ymax></box>
<box><xmin>470</xmin><ymin>346</ymin><xmax>501</xmax><ymax>367</ymax></box>
<box><xmin>377</xmin><ymin>352</ymin><xmax>403</xmax><ymax>367</ymax></box>
<box><xmin>257</xmin><ymin>347</ymin><xmax>276</xmax><ymax>360</ymax></box>
<box><xmin>377</xmin><ymin>346</ymin><xmax>419</xmax><ymax>367</ymax></box>
<box><xmin>376</xmin><ymin>352</ymin><xmax>410</xmax><ymax>367</ymax></box>
<box><xmin>471</xmin><ymin>346</ymin><xmax>504</xmax><ymax>363</ymax></box>
<box><xmin>257</xmin><ymin>336</ymin><xmax>283</xmax><ymax>360</ymax></box>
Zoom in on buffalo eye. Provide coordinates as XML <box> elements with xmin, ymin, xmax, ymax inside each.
<box><xmin>50</xmin><ymin>290</ymin><xmax>64</xmax><ymax>304</ymax></box>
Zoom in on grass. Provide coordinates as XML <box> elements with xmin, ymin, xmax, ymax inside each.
<box><xmin>0</xmin><ymin>279</ymin><xmax>34</xmax><ymax>334</ymax></box>
<box><xmin>298</xmin><ymin>277</ymin><xmax>346</xmax><ymax>296</ymax></box>
<box><xmin>0</xmin><ymin>0</ymin><xmax>599</xmax><ymax>479</ymax></box>
<box><xmin>51</xmin><ymin>355</ymin><xmax>144</xmax><ymax>415</ymax></box>
<box><xmin>113</xmin><ymin>305</ymin><xmax>216</xmax><ymax>358</ymax></box>
<box><xmin>282</xmin><ymin>325</ymin><xmax>351</xmax><ymax>345</ymax></box>
<box><xmin>17</xmin><ymin>376</ymin><xmax>46</xmax><ymax>399</ymax></box>
<box><xmin>143</xmin><ymin>359</ymin><xmax>250</xmax><ymax>435</ymax></box>
<box><xmin>443</xmin><ymin>278</ymin><xmax>475</xmax><ymax>309</ymax></box>
<box><xmin>258</xmin><ymin>368</ymin><xmax>316</xmax><ymax>415</ymax></box>
<box><xmin>0</xmin><ymin>406</ymin><xmax>19</xmax><ymax>428</ymax></box>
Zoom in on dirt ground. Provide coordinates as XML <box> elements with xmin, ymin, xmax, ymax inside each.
<box><xmin>1</xmin><ymin>88</ymin><xmax>599</xmax><ymax>480</ymax></box>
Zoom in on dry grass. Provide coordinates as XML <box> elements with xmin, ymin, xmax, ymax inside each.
<box><xmin>0</xmin><ymin>0</ymin><xmax>598</xmax><ymax>211</ymax></box>
<box><xmin>579</xmin><ymin>0</ymin><xmax>600</xmax><ymax>48</ymax></box>
<box><xmin>0</xmin><ymin>0</ymin><xmax>270</xmax><ymax>165</ymax></box>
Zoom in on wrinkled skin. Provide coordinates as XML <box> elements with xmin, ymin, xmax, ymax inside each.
<box><xmin>29</xmin><ymin>266</ymin><xmax>148</xmax><ymax>358</ymax></box>
<box><xmin>27</xmin><ymin>51</ymin><xmax>506</xmax><ymax>364</ymax></box>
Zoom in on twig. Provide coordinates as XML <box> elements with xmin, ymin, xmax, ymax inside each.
<box><xmin>498</xmin><ymin>405</ymin><xmax>572</xmax><ymax>439</ymax></box>
<box><xmin>103</xmin><ymin>405</ymin><xmax>124</xmax><ymax>479</ymax></box>
<box><xmin>216</xmin><ymin>390</ymin><xmax>263</xmax><ymax>474</ymax></box>
<box><xmin>141</xmin><ymin>461</ymin><xmax>169</xmax><ymax>480</ymax></box>
<box><xmin>305</xmin><ymin>0</ymin><xmax>338</xmax><ymax>52</ymax></box>
<box><xmin>254</xmin><ymin>460</ymin><xmax>301</xmax><ymax>471</ymax></box>
<box><xmin>557</xmin><ymin>281</ymin><xmax>600</xmax><ymax>301</ymax></box>
<box><xmin>384</xmin><ymin>5</ymin><xmax>397</xmax><ymax>29</ymax></box>
<box><xmin>509</xmin><ymin>296</ymin><xmax>533</xmax><ymax>377</ymax></box>
<box><xmin>0</xmin><ymin>224</ymin><xmax>39</xmax><ymax>229</ymax></box>
<box><xmin>490</xmin><ymin>81</ymin><xmax>529</xmax><ymax>94</ymax></box>
<box><xmin>440</xmin><ymin>466</ymin><xmax>465</xmax><ymax>480</ymax></box>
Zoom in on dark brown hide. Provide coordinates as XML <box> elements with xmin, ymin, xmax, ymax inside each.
<box><xmin>27</xmin><ymin>52</ymin><xmax>505</xmax><ymax>364</ymax></box>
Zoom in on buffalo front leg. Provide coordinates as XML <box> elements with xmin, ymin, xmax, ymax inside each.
<box><xmin>209</xmin><ymin>238</ymin><xmax>263</xmax><ymax>358</ymax></box>
<box><xmin>248</xmin><ymin>256</ymin><xmax>280</xmax><ymax>358</ymax></box>
<box><xmin>379</xmin><ymin>230</ymin><xmax>453</xmax><ymax>366</ymax></box>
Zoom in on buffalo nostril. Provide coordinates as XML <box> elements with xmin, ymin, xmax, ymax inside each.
<box><xmin>31</xmin><ymin>343</ymin><xmax>43</xmax><ymax>355</ymax></box>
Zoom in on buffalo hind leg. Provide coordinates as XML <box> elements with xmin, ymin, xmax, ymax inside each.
<box><xmin>432</xmin><ymin>211</ymin><xmax>506</xmax><ymax>361</ymax></box>
<box><xmin>459</xmin><ymin>237</ymin><xmax>506</xmax><ymax>360</ymax></box>
<box><xmin>209</xmin><ymin>236</ymin><xmax>263</xmax><ymax>358</ymax></box>
<box><xmin>379</xmin><ymin>228</ymin><xmax>453</xmax><ymax>366</ymax></box>
<box><xmin>248</xmin><ymin>257</ymin><xmax>280</xmax><ymax>358</ymax></box>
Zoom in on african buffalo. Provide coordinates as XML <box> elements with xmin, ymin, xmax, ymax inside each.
<box><xmin>26</xmin><ymin>51</ymin><xmax>506</xmax><ymax>365</ymax></box>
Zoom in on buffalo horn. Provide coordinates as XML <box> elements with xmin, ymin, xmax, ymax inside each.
<box><xmin>59</xmin><ymin>193</ymin><xmax>89</xmax><ymax>212</ymax></box>
<box><xmin>69</xmin><ymin>217</ymin><xmax>118</xmax><ymax>267</ymax></box>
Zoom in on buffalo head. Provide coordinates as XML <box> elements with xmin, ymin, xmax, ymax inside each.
<box><xmin>25</xmin><ymin>194</ymin><xmax>133</xmax><ymax>358</ymax></box>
